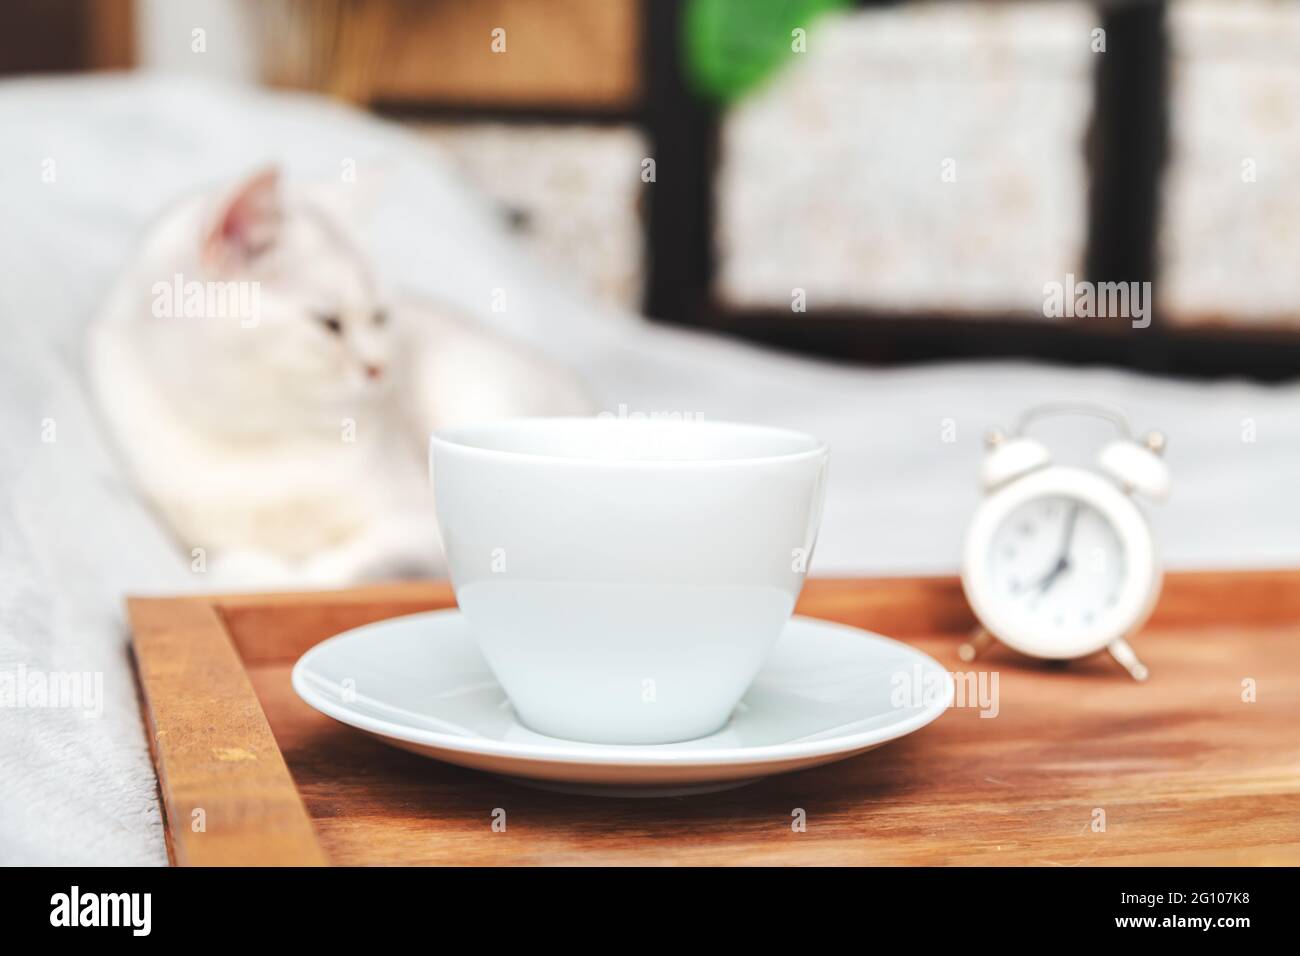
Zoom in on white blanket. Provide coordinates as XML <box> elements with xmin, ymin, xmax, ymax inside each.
<box><xmin>2</xmin><ymin>75</ymin><xmax>1297</xmax><ymax>864</ymax></box>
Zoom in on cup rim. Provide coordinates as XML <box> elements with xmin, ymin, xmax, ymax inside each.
<box><xmin>430</xmin><ymin>416</ymin><xmax>828</xmax><ymax>468</ymax></box>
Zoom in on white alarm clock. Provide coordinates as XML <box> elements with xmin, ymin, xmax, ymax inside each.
<box><xmin>959</xmin><ymin>402</ymin><xmax>1170</xmax><ymax>681</ymax></box>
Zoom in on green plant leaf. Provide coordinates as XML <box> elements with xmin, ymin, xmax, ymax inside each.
<box><xmin>683</xmin><ymin>0</ymin><xmax>852</xmax><ymax>103</ymax></box>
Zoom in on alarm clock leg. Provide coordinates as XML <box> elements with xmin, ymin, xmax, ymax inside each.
<box><xmin>958</xmin><ymin>627</ymin><xmax>995</xmax><ymax>663</ymax></box>
<box><xmin>1107</xmin><ymin>638</ymin><xmax>1150</xmax><ymax>682</ymax></box>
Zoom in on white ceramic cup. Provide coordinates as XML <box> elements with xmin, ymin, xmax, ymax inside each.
<box><xmin>429</xmin><ymin>417</ymin><xmax>828</xmax><ymax>744</ymax></box>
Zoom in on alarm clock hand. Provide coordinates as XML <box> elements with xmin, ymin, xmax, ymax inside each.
<box><xmin>1043</xmin><ymin>504</ymin><xmax>1082</xmax><ymax>590</ymax></box>
<box><xmin>1023</xmin><ymin>556</ymin><xmax>1068</xmax><ymax>608</ymax></box>
<box><xmin>1056</xmin><ymin>503</ymin><xmax>1081</xmax><ymax>563</ymax></box>
<box><xmin>1031</xmin><ymin>556</ymin><xmax>1068</xmax><ymax>595</ymax></box>
<box><xmin>1025</xmin><ymin>505</ymin><xmax>1081</xmax><ymax>602</ymax></box>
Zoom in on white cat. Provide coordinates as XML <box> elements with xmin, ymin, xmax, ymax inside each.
<box><xmin>87</xmin><ymin>168</ymin><xmax>590</xmax><ymax>589</ymax></box>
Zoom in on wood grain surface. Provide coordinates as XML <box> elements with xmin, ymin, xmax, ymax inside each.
<box><xmin>128</xmin><ymin>596</ymin><xmax>327</xmax><ymax>866</ymax></box>
<box><xmin>129</xmin><ymin>571</ymin><xmax>1300</xmax><ymax>866</ymax></box>
<box><xmin>368</xmin><ymin>0</ymin><xmax>641</xmax><ymax>109</ymax></box>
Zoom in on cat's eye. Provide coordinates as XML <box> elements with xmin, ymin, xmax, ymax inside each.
<box><xmin>373</xmin><ymin>309</ymin><xmax>388</xmax><ymax>327</ymax></box>
<box><xmin>316</xmin><ymin>313</ymin><xmax>343</xmax><ymax>335</ymax></box>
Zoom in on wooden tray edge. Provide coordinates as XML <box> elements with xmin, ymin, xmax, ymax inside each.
<box><xmin>128</xmin><ymin>595</ymin><xmax>328</xmax><ymax>867</ymax></box>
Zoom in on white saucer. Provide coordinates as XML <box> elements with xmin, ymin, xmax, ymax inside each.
<box><xmin>292</xmin><ymin>610</ymin><xmax>953</xmax><ymax>796</ymax></box>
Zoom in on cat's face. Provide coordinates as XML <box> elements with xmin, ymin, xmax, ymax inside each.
<box><xmin>193</xmin><ymin>169</ymin><xmax>397</xmax><ymax>411</ymax></box>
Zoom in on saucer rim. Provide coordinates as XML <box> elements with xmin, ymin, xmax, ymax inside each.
<box><xmin>291</xmin><ymin>609</ymin><xmax>954</xmax><ymax>769</ymax></box>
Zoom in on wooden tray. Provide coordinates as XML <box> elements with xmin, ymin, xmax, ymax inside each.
<box><xmin>127</xmin><ymin>572</ymin><xmax>1300</xmax><ymax>866</ymax></box>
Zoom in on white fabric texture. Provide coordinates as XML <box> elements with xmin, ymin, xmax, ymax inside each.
<box><xmin>1</xmin><ymin>75</ymin><xmax>1297</xmax><ymax>864</ymax></box>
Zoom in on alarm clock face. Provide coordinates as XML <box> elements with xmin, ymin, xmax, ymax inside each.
<box><xmin>987</xmin><ymin>495</ymin><xmax>1125</xmax><ymax>637</ymax></box>
<box><xmin>962</xmin><ymin>467</ymin><xmax>1160</xmax><ymax>659</ymax></box>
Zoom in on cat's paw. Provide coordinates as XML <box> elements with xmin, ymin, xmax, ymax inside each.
<box><xmin>352</xmin><ymin>552</ymin><xmax>444</xmax><ymax>583</ymax></box>
<box><xmin>303</xmin><ymin>525</ymin><xmax>445</xmax><ymax>586</ymax></box>
<box><xmin>203</xmin><ymin>549</ymin><xmax>307</xmax><ymax>591</ymax></box>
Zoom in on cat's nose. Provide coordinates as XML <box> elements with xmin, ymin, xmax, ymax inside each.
<box><xmin>364</xmin><ymin>363</ymin><xmax>384</xmax><ymax>381</ymax></box>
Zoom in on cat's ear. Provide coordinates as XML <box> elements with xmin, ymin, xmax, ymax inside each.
<box><xmin>203</xmin><ymin>167</ymin><xmax>283</xmax><ymax>272</ymax></box>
